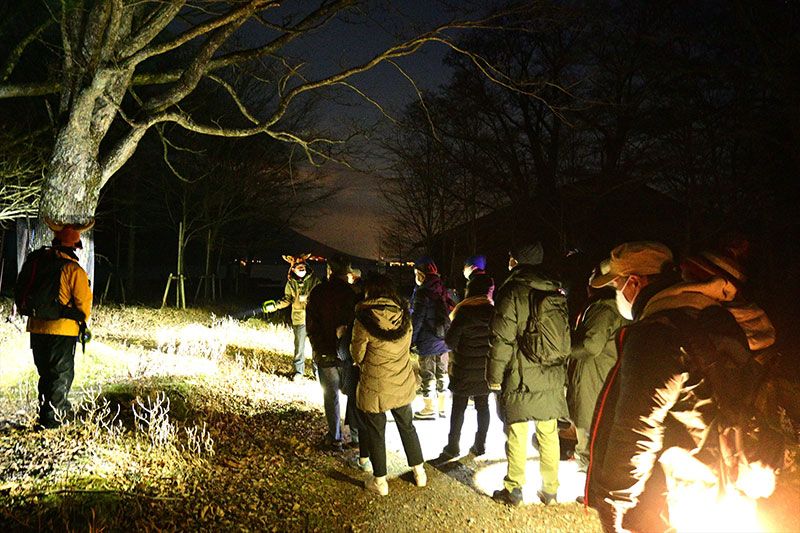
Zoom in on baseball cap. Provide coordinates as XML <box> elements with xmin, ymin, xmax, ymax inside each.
<box><xmin>590</xmin><ymin>241</ymin><xmax>674</xmax><ymax>288</ymax></box>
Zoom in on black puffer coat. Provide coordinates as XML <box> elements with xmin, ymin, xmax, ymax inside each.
<box><xmin>445</xmin><ymin>296</ymin><xmax>493</xmax><ymax>396</ymax></box>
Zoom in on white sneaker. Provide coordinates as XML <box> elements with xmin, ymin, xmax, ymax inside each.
<box><xmin>365</xmin><ymin>475</ymin><xmax>388</xmax><ymax>496</ymax></box>
<box><xmin>412</xmin><ymin>464</ymin><xmax>427</xmax><ymax>487</ymax></box>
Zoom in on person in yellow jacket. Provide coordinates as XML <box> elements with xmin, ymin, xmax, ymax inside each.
<box><xmin>26</xmin><ymin>221</ymin><xmax>93</xmax><ymax>429</ymax></box>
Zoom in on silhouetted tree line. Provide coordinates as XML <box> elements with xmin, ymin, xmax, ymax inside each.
<box><xmin>381</xmin><ymin>1</ymin><xmax>800</xmax><ymax>337</ymax></box>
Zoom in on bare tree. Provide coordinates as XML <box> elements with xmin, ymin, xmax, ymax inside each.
<box><xmin>0</xmin><ymin>0</ymin><xmax>522</xmax><ymax>236</ymax></box>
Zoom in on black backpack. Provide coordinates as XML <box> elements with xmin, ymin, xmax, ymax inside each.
<box><xmin>15</xmin><ymin>247</ymin><xmax>72</xmax><ymax>320</ymax></box>
<box><xmin>665</xmin><ymin>307</ymin><xmax>785</xmax><ymax>477</ymax></box>
<box><xmin>518</xmin><ymin>288</ymin><xmax>571</xmax><ymax>367</ymax></box>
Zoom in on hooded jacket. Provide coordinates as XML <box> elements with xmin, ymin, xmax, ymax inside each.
<box><xmin>274</xmin><ymin>271</ymin><xmax>320</xmax><ymax>326</ymax></box>
<box><xmin>410</xmin><ymin>274</ymin><xmax>451</xmax><ymax>356</ymax></box>
<box><xmin>350</xmin><ymin>297</ymin><xmax>417</xmax><ymax>413</ymax></box>
<box><xmin>567</xmin><ymin>298</ymin><xmax>630</xmax><ymax>429</ymax></box>
<box><xmin>445</xmin><ymin>295</ymin><xmax>493</xmax><ymax>396</ymax></box>
<box><xmin>26</xmin><ymin>248</ymin><xmax>92</xmax><ymax>337</ymax></box>
<box><xmin>586</xmin><ymin>277</ymin><xmax>759</xmax><ymax>533</ymax></box>
<box><xmin>487</xmin><ymin>264</ymin><xmax>569</xmax><ymax>423</ymax></box>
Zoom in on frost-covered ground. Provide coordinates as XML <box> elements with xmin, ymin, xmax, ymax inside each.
<box><xmin>1</xmin><ymin>300</ymin><xmax>796</xmax><ymax>532</ymax></box>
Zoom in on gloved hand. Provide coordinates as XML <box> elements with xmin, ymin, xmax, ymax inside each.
<box><xmin>80</xmin><ymin>327</ymin><xmax>92</xmax><ymax>345</ymax></box>
<box><xmin>262</xmin><ymin>300</ymin><xmax>277</xmax><ymax>314</ymax></box>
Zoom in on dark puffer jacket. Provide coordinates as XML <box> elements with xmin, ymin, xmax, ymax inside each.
<box><xmin>487</xmin><ymin>264</ymin><xmax>569</xmax><ymax>423</ymax></box>
<box><xmin>445</xmin><ymin>296</ymin><xmax>493</xmax><ymax>396</ymax></box>
<box><xmin>567</xmin><ymin>298</ymin><xmax>630</xmax><ymax>429</ymax></box>
<box><xmin>306</xmin><ymin>276</ymin><xmax>358</xmax><ymax>367</ymax></box>
<box><xmin>410</xmin><ymin>274</ymin><xmax>451</xmax><ymax>356</ymax></box>
<box><xmin>586</xmin><ymin>278</ymin><xmax>759</xmax><ymax>533</ymax></box>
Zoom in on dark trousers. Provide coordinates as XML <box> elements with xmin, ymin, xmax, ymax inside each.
<box><xmin>30</xmin><ymin>333</ymin><xmax>77</xmax><ymax>427</ymax></box>
<box><xmin>447</xmin><ymin>393</ymin><xmax>490</xmax><ymax>452</ymax></box>
<box><xmin>345</xmin><ymin>396</ymin><xmax>370</xmax><ymax>459</ymax></box>
<box><xmin>360</xmin><ymin>404</ymin><xmax>423</xmax><ymax>477</ymax></box>
<box><xmin>419</xmin><ymin>353</ymin><xmax>448</xmax><ymax>398</ymax></box>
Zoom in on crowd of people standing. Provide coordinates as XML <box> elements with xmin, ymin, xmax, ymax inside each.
<box><xmin>264</xmin><ymin>237</ymin><xmax>793</xmax><ymax>533</ymax></box>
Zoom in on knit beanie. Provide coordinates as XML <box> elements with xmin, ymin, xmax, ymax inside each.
<box><xmin>413</xmin><ymin>256</ymin><xmax>439</xmax><ymax>276</ymax></box>
<box><xmin>464</xmin><ymin>255</ymin><xmax>487</xmax><ymax>271</ymax></box>
<box><xmin>466</xmin><ymin>273</ymin><xmax>495</xmax><ymax>298</ymax></box>
<box><xmin>509</xmin><ymin>242</ymin><xmax>544</xmax><ymax>266</ymax></box>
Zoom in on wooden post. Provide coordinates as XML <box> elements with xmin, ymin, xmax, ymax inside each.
<box><xmin>161</xmin><ymin>274</ymin><xmax>174</xmax><ymax>309</ymax></box>
<box><xmin>102</xmin><ymin>273</ymin><xmax>112</xmax><ymax>304</ymax></box>
<box><xmin>176</xmin><ymin>221</ymin><xmax>184</xmax><ymax>308</ymax></box>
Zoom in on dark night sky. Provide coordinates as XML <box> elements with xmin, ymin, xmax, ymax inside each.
<box><xmin>273</xmin><ymin>1</ymin><xmax>469</xmax><ymax>258</ymax></box>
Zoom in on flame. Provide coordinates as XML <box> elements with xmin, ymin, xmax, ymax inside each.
<box><xmin>660</xmin><ymin>447</ymin><xmax>773</xmax><ymax>533</ymax></box>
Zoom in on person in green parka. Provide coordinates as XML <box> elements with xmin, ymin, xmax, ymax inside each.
<box><xmin>488</xmin><ymin>242</ymin><xmax>570</xmax><ymax>507</ymax></box>
<box><xmin>567</xmin><ymin>260</ymin><xmax>630</xmax><ymax>473</ymax></box>
<box><xmin>263</xmin><ymin>254</ymin><xmax>320</xmax><ymax>380</ymax></box>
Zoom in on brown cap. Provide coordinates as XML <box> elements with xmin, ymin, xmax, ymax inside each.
<box><xmin>590</xmin><ymin>241</ymin><xmax>673</xmax><ymax>288</ymax></box>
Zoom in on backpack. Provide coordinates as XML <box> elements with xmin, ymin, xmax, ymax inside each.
<box><xmin>666</xmin><ymin>307</ymin><xmax>785</xmax><ymax>485</ymax></box>
<box><xmin>518</xmin><ymin>288</ymin><xmax>571</xmax><ymax>366</ymax></box>
<box><xmin>15</xmin><ymin>247</ymin><xmax>71</xmax><ymax>320</ymax></box>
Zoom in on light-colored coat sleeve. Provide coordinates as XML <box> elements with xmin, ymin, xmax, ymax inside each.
<box><xmin>350</xmin><ymin>319</ymin><xmax>369</xmax><ymax>365</ymax></box>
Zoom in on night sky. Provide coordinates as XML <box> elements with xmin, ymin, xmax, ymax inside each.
<box><xmin>275</xmin><ymin>1</ymin><xmax>465</xmax><ymax>258</ymax></box>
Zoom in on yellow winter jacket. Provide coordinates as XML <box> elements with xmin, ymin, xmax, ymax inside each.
<box><xmin>26</xmin><ymin>250</ymin><xmax>93</xmax><ymax>337</ymax></box>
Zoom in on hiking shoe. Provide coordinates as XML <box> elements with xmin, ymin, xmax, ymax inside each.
<box><xmin>469</xmin><ymin>445</ymin><xmax>486</xmax><ymax>457</ymax></box>
<box><xmin>438</xmin><ymin>411</ymin><xmax>447</xmax><ymax>418</ymax></box>
<box><xmin>576</xmin><ymin>495</ymin><xmax>585</xmax><ymax>504</ymax></box>
<box><xmin>290</xmin><ymin>372</ymin><xmax>303</xmax><ymax>381</ymax></box>
<box><xmin>321</xmin><ymin>435</ymin><xmax>343</xmax><ymax>452</ymax></box>
<box><xmin>537</xmin><ymin>490</ymin><xmax>558</xmax><ymax>505</ymax></box>
<box><xmin>412</xmin><ymin>464</ymin><xmax>427</xmax><ymax>487</ymax></box>
<box><xmin>352</xmin><ymin>456</ymin><xmax>372</xmax><ymax>472</ymax></box>
<box><xmin>365</xmin><ymin>475</ymin><xmax>388</xmax><ymax>496</ymax></box>
<box><xmin>414</xmin><ymin>408</ymin><xmax>437</xmax><ymax>420</ymax></box>
<box><xmin>492</xmin><ymin>488</ymin><xmax>523</xmax><ymax>507</ymax></box>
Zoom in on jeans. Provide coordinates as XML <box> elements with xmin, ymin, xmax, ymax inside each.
<box><xmin>419</xmin><ymin>352</ymin><xmax>448</xmax><ymax>398</ymax></box>
<box><xmin>31</xmin><ymin>333</ymin><xmax>77</xmax><ymax>427</ymax></box>
<box><xmin>446</xmin><ymin>393</ymin><xmax>490</xmax><ymax>453</ymax></box>
<box><xmin>292</xmin><ymin>324</ymin><xmax>307</xmax><ymax>375</ymax></box>
<box><xmin>504</xmin><ymin>418</ymin><xmax>560</xmax><ymax>494</ymax></box>
<box><xmin>317</xmin><ymin>365</ymin><xmax>343</xmax><ymax>441</ymax></box>
<box><xmin>360</xmin><ymin>404</ymin><xmax>424</xmax><ymax>477</ymax></box>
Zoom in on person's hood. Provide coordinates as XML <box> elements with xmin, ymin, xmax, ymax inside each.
<box><xmin>504</xmin><ymin>264</ymin><xmax>562</xmax><ymax>292</ymax></box>
<box><xmin>422</xmin><ymin>274</ymin><xmax>445</xmax><ymax>294</ymax></box>
<box><xmin>725</xmin><ymin>302</ymin><xmax>776</xmax><ymax>351</ymax></box>
<box><xmin>450</xmin><ymin>295</ymin><xmax>492</xmax><ymax>321</ymax></box>
<box><xmin>640</xmin><ymin>277</ymin><xmax>737</xmax><ymax>319</ymax></box>
<box><xmin>356</xmin><ymin>297</ymin><xmax>411</xmax><ymax>341</ymax></box>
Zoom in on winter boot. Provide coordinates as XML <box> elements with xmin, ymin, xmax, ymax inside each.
<box><xmin>412</xmin><ymin>464</ymin><xmax>427</xmax><ymax>487</ymax></box>
<box><xmin>492</xmin><ymin>487</ymin><xmax>523</xmax><ymax>507</ymax></box>
<box><xmin>365</xmin><ymin>475</ymin><xmax>388</xmax><ymax>496</ymax></box>
<box><xmin>537</xmin><ymin>489</ymin><xmax>558</xmax><ymax>505</ymax></box>
<box><xmin>437</xmin><ymin>394</ymin><xmax>447</xmax><ymax>418</ymax></box>
<box><xmin>414</xmin><ymin>398</ymin><xmax>436</xmax><ymax>420</ymax></box>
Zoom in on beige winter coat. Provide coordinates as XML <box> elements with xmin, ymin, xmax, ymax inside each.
<box><xmin>350</xmin><ymin>297</ymin><xmax>416</xmax><ymax>413</ymax></box>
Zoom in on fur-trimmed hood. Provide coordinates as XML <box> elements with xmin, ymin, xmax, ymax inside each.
<box><xmin>356</xmin><ymin>297</ymin><xmax>410</xmax><ymax>341</ymax></box>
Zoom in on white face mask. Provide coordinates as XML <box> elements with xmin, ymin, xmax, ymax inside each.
<box><xmin>615</xmin><ymin>277</ymin><xmax>634</xmax><ymax>320</ymax></box>
<box><xmin>415</xmin><ymin>271</ymin><xmax>425</xmax><ymax>286</ymax></box>
<box><xmin>463</xmin><ymin>266</ymin><xmax>473</xmax><ymax>280</ymax></box>
<box><xmin>294</xmin><ymin>267</ymin><xmax>307</xmax><ymax>278</ymax></box>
